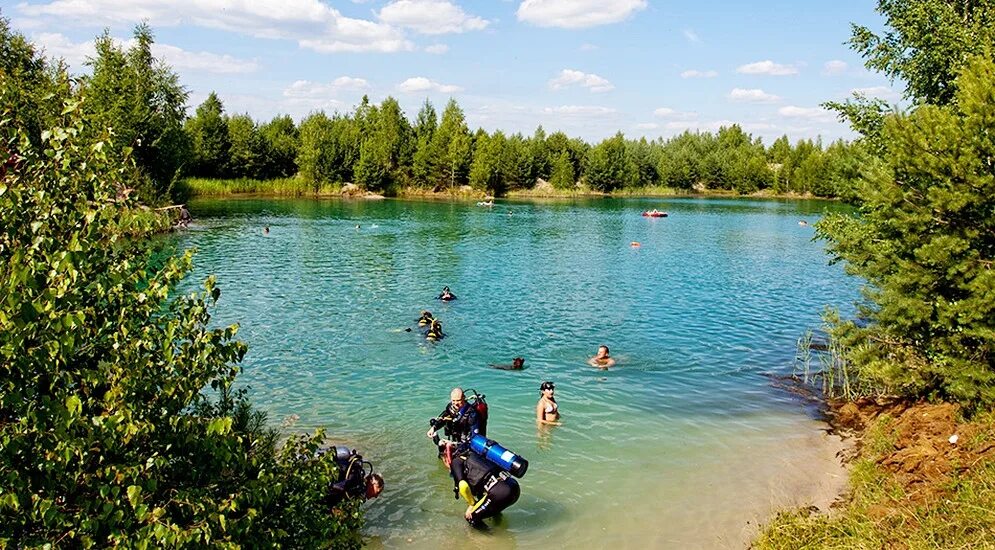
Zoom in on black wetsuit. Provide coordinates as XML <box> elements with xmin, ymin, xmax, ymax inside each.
<box><xmin>321</xmin><ymin>453</ymin><xmax>366</xmax><ymax>508</ymax></box>
<box><xmin>455</xmin><ymin>453</ymin><xmax>520</xmax><ymax>523</ymax></box>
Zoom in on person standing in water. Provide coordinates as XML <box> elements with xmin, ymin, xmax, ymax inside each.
<box><xmin>588</xmin><ymin>345</ymin><xmax>616</xmax><ymax>369</ymax></box>
<box><xmin>536</xmin><ymin>381</ymin><xmax>561</xmax><ymax>425</ymax></box>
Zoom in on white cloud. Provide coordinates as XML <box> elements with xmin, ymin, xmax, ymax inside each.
<box><xmin>284</xmin><ymin>77</ymin><xmax>369</xmax><ymax>99</ymax></box>
<box><xmin>778</xmin><ymin>105</ymin><xmax>833</xmax><ymax>121</ymax></box>
<box><xmin>154</xmin><ymin>44</ymin><xmax>259</xmax><ymax>74</ymax></box>
<box><xmin>517</xmin><ymin>0</ymin><xmax>647</xmax><ymax>29</ymax></box>
<box><xmin>728</xmin><ymin>88</ymin><xmax>780</xmax><ymax>103</ymax></box>
<box><xmin>653</xmin><ymin>107</ymin><xmax>696</xmax><ymax>119</ymax></box>
<box><xmin>542</xmin><ymin>105</ymin><xmax>616</xmax><ymax>116</ymax></box>
<box><xmin>32</xmin><ymin>32</ymin><xmax>91</xmax><ymax>67</ymax></box>
<box><xmin>736</xmin><ymin>60</ymin><xmax>798</xmax><ymax>76</ymax></box>
<box><xmin>425</xmin><ymin>43</ymin><xmax>449</xmax><ymax>54</ymax></box>
<box><xmin>683</xmin><ymin>29</ymin><xmax>700</xmax><ymax>43</ymax></box>
<box><xmin>397</xmin><ymin>76</ymin><xmax>463</xmax><ymax>93</ymax></box>
<box><xmin>680</xmin><ymin>69</ymin><xmax>718</xmax><ymax>78</ymax></box>
<box><xmin>850</xmin><ymin>85</ymin><xmax>900</xmax><ymax>100</ymax></box>
<box><xmin>32</xmin><ymin>32</ymin><xmax>258</xmax><ymax>74</ymax></box>
<box><xmin>823</xmin><ymin>60</ymin><xmax>847</xmax><ymax>76</ymax></box>
<box><xmin>378</xmin><ymin>0</ymin><xmax>488</xmax><ymax>35</ymax></box>
<box><xmin>16</xmin><ymin>0</ymin><xmax>413</xmax><ymax>54</ymax></box>
<box><xmin>635</xmin><ymin>122</ymin><xmax>659</xmax><ymax>130</ymax></box>
<box><xmin>548</xmin><ymin>69</ymin><xmax>614</xmax><ymax>93</ymax></box>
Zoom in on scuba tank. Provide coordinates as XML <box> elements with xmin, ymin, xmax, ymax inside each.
<box><xmin>469</xmin><ymin>434</ymin><xmax>528</xmax><ymax>478</ymax></box>
<box><xmin>465</xmin><ymin>389</ymin><xmax>488</xmax><ymax>437</ymax></box>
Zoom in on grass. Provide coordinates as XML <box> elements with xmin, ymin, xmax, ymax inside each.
<box><xmin>754</xmin><ymin>410</ymin><xmax>995</xmax><ymax>550</ymax></box>
<box><xmin>176</xmin><ymin>177</ymin><xmax>344</xmax><ymax>198</ymax></box>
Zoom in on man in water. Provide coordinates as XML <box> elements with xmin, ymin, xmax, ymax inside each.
<box><xmin>427</xmin><ymin>388</ymin><xmax>481</xmax><ymax>499</ymax></box>
<box><xmin>588</xmin><ymin>345</ymin><xmax>616</xmax><ymax>368</ymax></box>
<box><xmin>490</xmin><ymin>357</ymin><xmax>525</xmax><ymax>370</ymax></box>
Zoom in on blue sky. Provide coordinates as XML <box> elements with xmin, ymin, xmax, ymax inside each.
<box><xmin>3</xmin><ymin>0</ymin><xmax>901</xmax><ymax>143</ymax></box>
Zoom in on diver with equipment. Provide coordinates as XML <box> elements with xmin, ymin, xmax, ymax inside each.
<box><xmin>425</xmin><ymin>319</ymin><xmax>445</xmax><ymax>341</ymax></box>
<box><xmin>451</xmin><ymin>449</ymin><xmax>521</xmax><ymax>525</ymax></box>
<box><xmin>319</xmin><ymin>446</ymin><xmax>384</xmax><ymax>509</ymax></box>
<box><xmin>416</xmin><ymin>310</ymin><xmax>434</xmax><ymax>327</ymax></box>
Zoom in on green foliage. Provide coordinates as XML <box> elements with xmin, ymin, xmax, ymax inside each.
<box><xmin>297</xmin><ymin>112</ymin><xmax>359</xmax><ymax>185</ymax></box>
<box><xmin>816</xmin><ymin>57</ymin><xmax>995</xmax><ymax>409</ymax></box>
<box><xmin>850</xmin><ymin>0</ymin><xmax>995</xmax><ymax>106</ymax></box>
<box><xmin>81</xmin><ymin>24</ymin><xmax>189</xmax><ymax>202</ymax></box>
<box><xmin>258</xmin><ymin>115</ymin><xmax>299</xmax><ymax>179</ymax></box>
<box><xmin>0</xmin><ymin>99</ymin><xmax>363</xmax><ymax>547</ymax></box>
<box><xmin>227</xmin><ymin>114</ymin><xmax>269</xmax><ymax>179</ymax></box>
<box><xmin>354</xmin><ymin>97</ymin><xmax>413</xmax><ymax>191</ymax></box>
<box><xmin>584</xmin><ymin>132</ymin><xmax>636</xmax><ymax>192</ymax></box>
<box><xmin>549</xmin><ymin>150</ymin><xmax>575</xmax><ymax>189</ymax></box>
<box><xmin>469</xmin><ymin>130</ymin><xmax>507</xmax><ymax>194</ymax></box>
<box><xmin>184</xmin><ymin>92</ymin><xmax>230</xmax><ymax>178</ymax></box>
<box><xmin>429</xmin><ymin>99</ymin><xmax>472</xmax><ymax>189</ymax></box>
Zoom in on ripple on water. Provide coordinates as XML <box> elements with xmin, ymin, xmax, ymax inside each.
<box><xmin>182</xmin><ymin>197</ymin><xmax>857</xmax><ymax>549</ymax></box>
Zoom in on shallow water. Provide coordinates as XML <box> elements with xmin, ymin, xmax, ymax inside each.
<box><xmin>180</xmin><ymin>196</ymin><xmax>857</xmax><ymax>549</ymax></box>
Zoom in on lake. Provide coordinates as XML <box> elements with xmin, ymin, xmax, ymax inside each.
<box><xmin>180</xmin><ymin>196</ymin><xmax>858</xmax><ymax>549</ymax></box>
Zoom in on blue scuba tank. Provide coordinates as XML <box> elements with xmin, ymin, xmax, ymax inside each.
<box><xmin>469</xmin><ymin>434</ymin><xmax>529</xmax><ymax>478</ymax></box>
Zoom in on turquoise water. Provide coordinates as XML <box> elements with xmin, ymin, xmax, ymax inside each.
<box><xmin>181</xmin><ymin>197</ymin><xmax>858</xmax><ymax>549</ymax></box>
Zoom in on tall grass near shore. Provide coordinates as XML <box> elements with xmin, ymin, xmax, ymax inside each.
<box><xmin>793</xmin><ymin>329</ymin><xmax>872</xmax><ymax>401</ymax></box>
<box><xmin>755</xmin><ymin>411</ymin><xmax>995</xmax><ymax>549</ymax></box>
<box><xmin>176</xmin><ymin>177</ymin><xmax>342</xmax><ymax>198</ymax></box>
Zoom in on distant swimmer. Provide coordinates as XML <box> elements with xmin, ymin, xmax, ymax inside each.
<box><xmin>798</xmin><ymin>220</ymin><xmax>809</xmax><ymax>226</ymax></box>
<box><xmin>264</xmin><ymin>226</ymin><xmax>270</xmax><ymax>235</ymax></box>
<box><xmin>536</xmin><ymin>381</ymin><xmax>561</xmax><ymax>426</ymax></box>
<box><xmin>490</xmin><ymin>357</ymin><xmax>525</xmax><ymax>371</ymax></box>
<box><xmin>438</xmin><ymin>286</ymin><xmax>457</xmax><ymax>301</ymax></box>
<box><xmin>630</xmin><ymin>241</ymin><xmax>641</xmax><ymax>248</ymax></box>
<box><xmin>476</xmin><ymin>201</ymin><xmax>494</xmax><ymax>207</ymax></box>
<box><xmin>588</xmin><ymin>345</ymin><xmax>616</xmax><ymax>369</ymax></box>
<box><xmin>355</xmin><ymin>224</ymin><xmax>361</xmax><ymax>230</ymax></box>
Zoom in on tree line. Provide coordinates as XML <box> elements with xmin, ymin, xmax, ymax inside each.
<box><xmin>184</xmin><ymin>92</ymin><xmax>869</xmax><ymax>198</ymax></box>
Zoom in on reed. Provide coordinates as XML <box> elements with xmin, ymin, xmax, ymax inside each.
<box><xmin>177</xmin><ymin>177</ymin><xmax>343</xmax><ymax>197</ymax></box>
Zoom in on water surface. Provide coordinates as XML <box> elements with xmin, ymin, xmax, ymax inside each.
<box><xmin>181</xmin><ymin>197</ymin><xmax>857</xmax><ymax>549</ymax></box>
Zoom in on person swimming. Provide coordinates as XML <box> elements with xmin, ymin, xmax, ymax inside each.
<box><xmin>536</xmin><ymin>381</ymin><xmax>561</xmax><ymax>426</ymax></box>
<box><xmin>438</xmin><ymin>286</ymin><xmax>457</xmax><ymax>301</ymax></box>
<box><xmin>417</xmin><ymin>310</ymin><xmax>434</xmax><ymax>327</ymax></box>
<box><xmin>490</xmin><ymin>357</ymin><xmax>525</xmax><ymax>371</ymax></box>
<box><xmin>588</xmin><ymin>345</ymin><xmax>616</xmax><ymax>369</ymax></box>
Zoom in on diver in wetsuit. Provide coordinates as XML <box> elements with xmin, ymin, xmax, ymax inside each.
<box><xmin>427</xmin><ymin>388</ymin><xmax>481</xmax><ymax>497</ymax></box>
<box><xmin>451</xmin><ymin>452</ymin><xmax>521</xmax><ymax>525</ymax></box>
<box><xmin>320</xmin><ymin>447</ymin><xmax>384</xmax><ymax>509</ymax></box>
<box><xmin>417</xmin><ymin>310</ymin><xmax>434</xmax><ymax>327</ymax></box>
<box><xmin>425</xmin><ymin>319</ymin><xmax>445</xmax><ymax>341</ymax></box>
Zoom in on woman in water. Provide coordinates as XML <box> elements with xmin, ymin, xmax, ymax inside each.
<box><xmin>588</xmin><ymin>345</ymin><xmax>616</xmax><ymax>369</ymax></box>
<box><xmin>536</xmin><ymin>381</ymin><xmax>561</xmax><ymax>425</ymax></box>
<box><xmin>438</xmin><ymin>286</ymin><xmax>457</xmax><ymax>301</ymax></box>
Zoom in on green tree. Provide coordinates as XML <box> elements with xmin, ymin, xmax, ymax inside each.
<box><xmin>184</xmin><ymin>92</ymin><xmax>230</xmax><ymax>178</ymax></box>
<box><xmin>227</xmin><ymin>113</ymin><xmax>267</xmax><ymax>179</ymax></box>
<box><xmin>817</xmin><ymin>57</ymin><xmax>995</xmax><ymax>408</ymax></box>
<box><xmin>258</xmin><ymin>114</ymin><xmax>299</xmax><ymax>178</ymax></box>
<box><xmin>81</xmin><ymin>24</ymin><xmax>189</xmax><ymax>201</ymax></box>
<box><xmin>584</xmin><ymin>133</ymin><xmax>636</xmax><ymax>192</ymax></box>
<box><xmin>0</xmin><ymin>17</ymin><xmax>68</xmax><ymax>151</ymax></box>
<box><xmin>297</xmin><ymin>112</ymin><xmax>359</xmax><ymax>185</ymax></box>
<box><xmin>0</xmin><ymin>102</ymin><xmax>364</xmax><ymax>547</ymax></box>
<box><xmin>355</xmin><ymin>97</ymin><xmax>413</xmax><ymax>191</ymax></box>
<box><xmin>429</xmin><ymin>99</ymin><xmax>472</xmax><ymax>189</ymax></box>
<box><xmin>469</xmin><ymin>130</ymin><xmax>508</xmax><ymax>194</ymax></box>
<box><xmin>549</xmin><ymin>150</ymin><xmax>575</xmax><ymax>189</ymax></box>
<box><xmin>850</xmin><ymin>0</ymin><xmax>995</xmax><ymax>106</ymax></box>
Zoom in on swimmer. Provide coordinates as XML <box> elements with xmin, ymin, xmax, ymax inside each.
<box><xmin>264</xmin><ymin>226</ymin><xmax>270</xmax><ymax>235</ymax></box>
<box><xmin>425</xmin><ymin>319</ymin><xmax>445</xmax><ymax>341</ymax></box>
<box><xmin>490</xmin><ymin>357</ymin><xmax>525</xmax><ymax>371</ymax></box>
<box><xmin>536</xmin><ymin>381</ymin><xmax>561</xmax><ymax>426</ymax></box>
<box><xmin>630</xmin><ymin>241</ymin><xmax>641</xmax><ymax>248</ymax></box>
<box><xmin>437</xmin><ymin>286</ymin><xmax>457</xmax><ymax>301</ymax></box>
<box><xmin>355</xmin><ymin>224</ymin><xmax>361</xmax><ymax>230</ymax></box>
<box><xmin>588</xmin><ymin>345</ymin><xmax>616</xmax><ymax>369</ymax></box>
<box><xmin>798</xmin><ymin>220</ymin><xmax>809</xmax><ymax>226</ymax></box>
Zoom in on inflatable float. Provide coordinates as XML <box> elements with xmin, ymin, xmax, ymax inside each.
<box><xmin>641</xmin><ymin>210</ymin><xmax>668</xmax><ymax>218</ymax></box>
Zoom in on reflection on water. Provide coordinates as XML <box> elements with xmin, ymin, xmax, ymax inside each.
<box><xmin>181</xmin><ymin>196</ymin><xmax>857</xmax><ymax>549</ymax></box>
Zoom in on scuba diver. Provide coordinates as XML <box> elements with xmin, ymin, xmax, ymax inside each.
<box><xmin>319</xmin><ymin>446</ymin><xmax>384</xmax><ymax>509</ymax></box>
<box><xmin>417</xmin><ymin>310</ymin><xmax>434</xmax><ymax>327</ymax></box>
<box><xmin>425</xmin><ymin>319</ymin><xmax>445</xmax><ymax>341</ymax></box>
<box><xmin>437</xmin><ymin>286</ymin><xmax>457</xmax><ymax>301</ymax></box>
<box><xmin>451</xmin><ymin>451</ymin><xmax>521</xmax><ymax>525</ymax></box>
<box><xmin>426</xmin><ymin>388</ymin><xmax>481</xmax><ymax>456</ymax></box>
